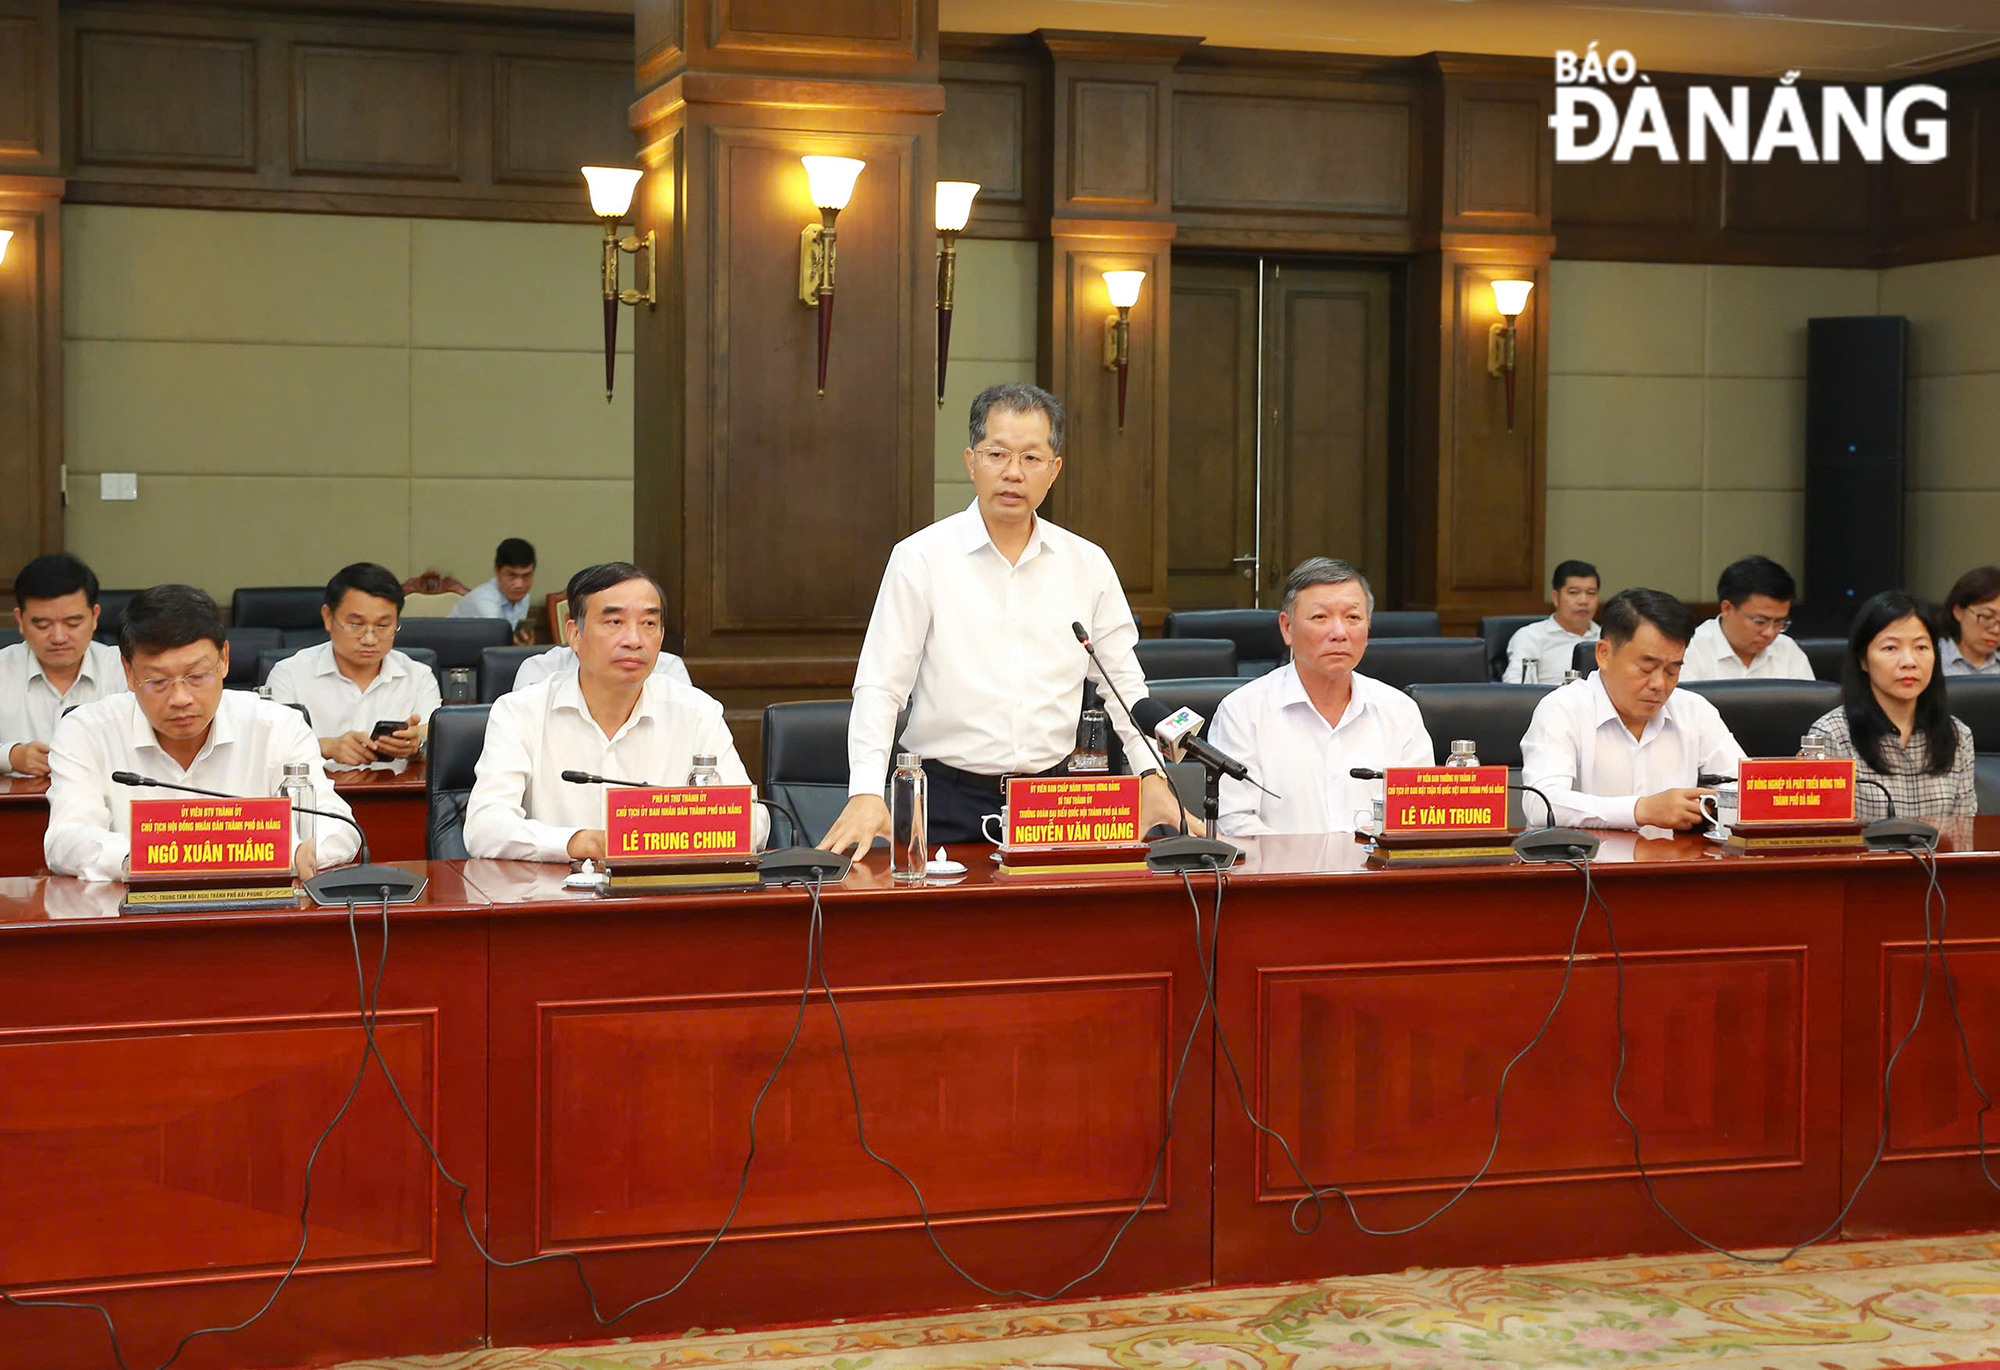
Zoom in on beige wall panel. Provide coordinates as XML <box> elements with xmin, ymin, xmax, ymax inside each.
<box><xmin>67</xmin><ymin>476</ymin><xmax>411</xmax><ymax>598</ymax></box>
<box><xmin>411</xmin><ymin>350</ymin><xmax>633</xmax><ymax>479</ymax></box>
<box><xmin>1704</xmin><ymin>266</ymin><xmax>1879</xmax><ymax>378</ymax></box>
<box><xmin>1545</xmin><ymin>489</ymin><xmax>1703</xmax><ymax>599</ymax></box>
<box><xmin>934</xmin><ymin>359</ymin><xmax>1036</xmax><ymax>483</ymax></box>
<box><xmin>1549</xmin><ymin>260</ymin><xmax>1703</xmax><ymax>377</ymax></box>
<box><xmin>410</xmin><ymin>220</ymin><xmax>631</xmax><ymax>353</ymax></box>
<box><xmin>1700</xmin><ymin>490</ymin><xmax>1804</xmax><ymax>593</ymax></box>
<box><xmin>1879</xmin><ymin>255</ymin><xmax>2000</xmax><ymax>379</ymax></box>
<box><xmin>65</xmin><ymin>207</ymin><xmax>411</xmax><ymax>345</ymax></box>
<box><xmin>66</xmin><ymin>340</ymin><xmax>410</xmax><ymax>477</ymax></box>
<box><xmin>936</xmin><ymin>480</ymin><xmax>975</xmax><ymax>522</ymax></box>
<box><xmin>410</xmin><ymin>477</ymin><xmax>633</xmax><ymax>597</ymax></box>
<box><xmin>1907</xmin><ymin>491</ymin><xmax>2000</xmax><ymax>601</ymax></box>
<box><xmin>1703</xmin><ymin>378</ymin><xmax>1805</xmax><ymax>491</ymax></box>
<box><xmin>950</xmin><ymin>239</ymin><xmax>1041</xmax><ymax>363</ymax></box>
<box><xmin>1908</xmin><ymin>373</ymin><xmax>2000</xmax><ymax>494</ymax></box>
<box><xmin>1547</xmin><ymin>375</ymin><xmax>1703</xmax><ymax>490</ymax></box>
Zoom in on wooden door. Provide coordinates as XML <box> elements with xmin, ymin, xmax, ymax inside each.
<box><xmin>1166</xmin><ymin>261</ymin><xmax>1259</xmax><ymax>609</ymax></box>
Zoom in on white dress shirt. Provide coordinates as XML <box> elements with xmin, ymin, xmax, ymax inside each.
<box><xmin>1504</xmin><ymin>616</ymin><xmax>1600</xmax><ymax>684</ymax></box>
<box><xmin>464</xmin><ymin>672</ymin><xmax>768</xmax><ymax>862</ymax></box>
<box><xmin>45</xmin><ymin>690</ymin><xmax>360</xmax><ymax>881</ymax></box>
<box><xmin>264</xmin><ymin>643</ymin><xmax>442</xmax><ymax>769</ymax></box>
<box><xmin>451</xmin><ymin>578</ymin><xmax>530</xmax><ymax>631</ymax></box>
<box><xmin>848</xmin><ymin>501</ymin><xmax>1152</xmax><ymax>796</ymax></box>
<box><xmin>1521</xmin><ymin>676</ymin><xmax>1745</xmax><ymax>830</ymax></box>
<box><xmin>1</xmin><ymin>640</ymin><xmax>129</xmax><ymax>773</ymax></box>
<box><xmin>1678</xmin><ymin>618</ymin><xmax>1815</xmax><ymax>682</ymax></box>
<box><xmin>1205</xmin><ymin>665</ymin><xmax>1435</xmax><ymax>836</ymax></box>
<box><xmin>512</xmin><ymin>645</ymin><xmax>693</xmax><ymax>693</ymax></box>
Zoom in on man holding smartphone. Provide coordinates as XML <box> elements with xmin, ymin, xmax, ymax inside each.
<box><xmin>266</xmin><ymin>562</ymin><xmax>441</xmax><ymax>770</ymax></box>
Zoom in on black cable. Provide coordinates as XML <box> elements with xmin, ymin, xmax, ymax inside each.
<box><xmin>1907</xmin><ymin>848</ymin><xmax>2000</xmax><ymax>1195</ymax></box>
<box><xmin>1588</xmin><ymin>851</ymin><xmax>1948</xmax><ymax>1263</ymax></box>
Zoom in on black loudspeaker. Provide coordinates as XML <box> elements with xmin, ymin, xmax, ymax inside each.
<box><xmin>1802</xmin><ymin>315</ymin><xmax>1908</xmax><ymax>637</ymax></box>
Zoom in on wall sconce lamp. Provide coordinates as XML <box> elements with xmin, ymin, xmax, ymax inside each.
<box><xmin>1100</xmin><ymin>270</ymin><xmax>1146</xmax><ymax>432</ymax></box>
<box><xmin>798</xmin><ymin>155</ymin><xmax>865</xmax><ymax>397</ymax></box>
<box><xmin>0</xmin><ymin>230</ymin><xmax>12</xmax><ymax>265</ymax></box>
<box><xmin>934</xmin><ymin>180</ymin><xmax>980</xmax><ymax>406</ymax></box>
<box><xmin>1487</xmin><ymin>278</ymin><xmax>1534</xmax><ymax>431</ymax></box>
<box><xmin>581</xmin><ymin>166</ymin><xmax>656</xmax><ymax>403</ymax></box>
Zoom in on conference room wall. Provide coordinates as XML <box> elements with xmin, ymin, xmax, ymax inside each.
<box><xmin>1878</xmin><ymin>254</ymin><xmax>2000</xmax><ymax>600</ymax></box>
<box><xmin>60</xmin><ymin>205</ymin><xmax>634</xmax><ymax>602</ymax></box>
<box><xmin>931</xmin><ymin>239</ymin><xmax>1041</xmax><ymax>521</ymax></box>
<box><xmin>1546</xmin><ymin>260</ymin><xmax>1880</xmax><ymax>601</ymax></box>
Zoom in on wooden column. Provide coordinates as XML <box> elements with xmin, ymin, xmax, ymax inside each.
<box><xmin>1404</xmin><ymin>57</ymin><xmax>1555</xmax><ymax>632</ymax></box>
<box><xmin>629</xmin><ymin>0</ymin><xmax>944</xmax><ymax>765</ymax></box>
<box><xmin>0</xmin><ymin>0</ymin><xmax>61</xmax><ymax>594</ymax></box>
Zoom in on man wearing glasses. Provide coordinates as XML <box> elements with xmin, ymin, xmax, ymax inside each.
<box><xmin>1678</xmin><ymin>556</ymin><xmax>1814</xmax><ymax>682</ymax></box>
<box><xmin>822</xmin><ymin>382</ymin><xmax>1187</xmax><ymax>852</ymax></box>
<box><xmin>266</xmin><ymin>562</ymin><xmax>440</xmax><ymax>769</ymax></box>
<box><xmin>44</xmin><ymin>584</ymin><xmax>359</xmax><ymax>881</ymax></box>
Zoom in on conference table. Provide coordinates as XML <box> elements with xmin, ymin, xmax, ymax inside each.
<box><xmin>2</xmin><ymin>825</ymin><xmax>1997</xmax><ymax>1370</ymax></box>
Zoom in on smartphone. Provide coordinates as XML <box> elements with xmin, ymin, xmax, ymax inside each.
<box><xmin>369</xmin><ymin>719</ymin><xmax>407</xmax><ymax>740</ymax></box>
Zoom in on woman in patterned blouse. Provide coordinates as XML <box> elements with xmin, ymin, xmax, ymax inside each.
<box><xmin>1806</xmin><ymin>591</ymin><xmax>1975</xmax><ymax>822</ymax></box>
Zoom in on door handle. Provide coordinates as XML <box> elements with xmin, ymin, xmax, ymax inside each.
<box><xmin>1231</xmin><ymin>554</ymin><xmax>1256</xmax><ymax>579</ymax></box>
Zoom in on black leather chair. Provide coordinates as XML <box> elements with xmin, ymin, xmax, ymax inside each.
<box><xmin>93</xmin><ymin>589</ymin><xmax>139</xmax><ymax>644</ymax></box>
<box><xmin>396</xmin><ymin>617</ymin><xmax>511</xmax><ymax>689</ymax></box>
<box><xmin>1795</xmin><ymin>636</ymin><xmax>1848</xmax><ymax>683</ymax></box>
<box><xmin>762</xmin><ymin>700</ymin><xmax>856</xmax><ymax>847</ymax></box>
<box><xmin>1947</xmin><ymin>675</ymin><xmax>2000</xmax><ymax>753</ymax></box>
<box><xmin>256</xmin><ymin>645</ymin><xmax>437</xmax><ymax>688</ymax></box>
<box><xmin>1163</xmin><ymin>609</ymin><xmax>1286</xmax><ymax>677</ymax></box>
<box><xmin>1572</xmin><ymin>639</ymin><xmax>1598</xmax><ymax>676</ymax></box>
<box><xmin>231</xmin><ymin>586</ymin><xmax>326</xmax><ymax>630</ymax></box>
<box><xmin>1407</xmin><ymin>682</ymin><xmax>1553</xmax><ymax>770</ymax></box>
<box><xmin>0</xmin><ymin>629</ymin><xmax>19</xmax><ymax>649</ymax></box>
<box><xmin>1976</xmin><ymin>754</ymin><xmax>2000</xmax><ymax>814</ymax></box>
<box><xmin>426</xmin><ymin>704</ymin><xmax>491</xmax><ymax>860</ymax></box>
<box><xmin>1134</xmin><ymin>637</ymin><xmax>1237</xmax><ymax>681</ymax></box>
<box><xmin>479</xmin><ymin>645</ymin><xmax>545</xmax><ymax>702</ymax></box>
<box><xmin>1479</xmin><ymin>614</ymin><xmax>1543</xmax><ymax>682</ymax></box>
<box><xmin>1680</xmin><ymin>679</ymin><xmax>1842</xmax><ymax>759</ymax></box>
<box><xmin>1360</xmin><ymin>637</ymin><xmax>1488</xmax><ymax>692</ymax></box>
<box><xmin>281</xmin><ymin>626</ymin><xmax>330</xmax><ymax>649</ymax></box>
<box><xmin>222</xmin><ymin>627</ymin><xmax>283</xmax><ymax>686</ymax></box>
<box><xmin>1371</xmin><ymin>610</ymin><xmax>1441</xmax><ymax>637</ymax></box>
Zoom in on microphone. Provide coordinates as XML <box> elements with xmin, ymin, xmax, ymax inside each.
<box><xmin>1071</xmin><ymin>620</ymin><xmax>1237</xmax><ymax>872</ymax></box>
<box><xmin>1853</xmin><ymin>776</ymin><xmax>1939</xmax><ymax>849</ymax></box>
<box><xmin>1133</xmin><ymin>697</ymin><xmax>1251</xmax><ymax>781</ymax></box>
<box><xmin>112</xmin><ymin>771</ymin><xmax>426</xmax><ymax>906</ymax></box>
<box><xmin>1352</xmin><ymin>766</ymin><xmax>1596</xmax><ymax>860</ymax></box>
<box><xmin>559</xmin><ymin>769</ymin><xmax>845</xmax><ymax>881</ymax></box>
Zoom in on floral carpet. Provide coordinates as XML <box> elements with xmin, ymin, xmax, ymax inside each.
<box><xmin>335</xmin><ymin>1234</ymin><xmax>2000</xmax><ymax>1370</ymax></box>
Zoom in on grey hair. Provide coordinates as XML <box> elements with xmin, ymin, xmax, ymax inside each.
<box><xmin>1281</xmin><ymin>557</ymin><xmax>1374</xmax><ymax>618</ymax></box>
<box><xmin>968</xmin><ymin>382</ymin><xmax>1066</xmax><ymax>454</ymax></box>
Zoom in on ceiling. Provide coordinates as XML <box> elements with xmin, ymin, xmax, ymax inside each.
<box><xmin>443</xmin><ymin>0</ymin><xmax>2000</xmax><ymax>79</ymax></box>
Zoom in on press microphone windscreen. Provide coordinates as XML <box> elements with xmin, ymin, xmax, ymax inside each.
<box><xmin>1130</xmin><ymin>696</ymin><xmax>1171</xmax><ymax>733</ymax></box>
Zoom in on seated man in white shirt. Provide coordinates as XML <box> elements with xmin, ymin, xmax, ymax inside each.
<box><xmin>464</xmin><ymin>561</ymin><xmax>767</xmax><ymax>862</ymax></box>
<box><xmin>1504</xmin><ymin>559</ymin><xmax>1601</xmax><ymax>683</ymax></box>
<box><xmin>1521</xmin><ymin>588</ymin><xmax>1745</xmax><ymax>831</ymax></box>
<box><xmin>45</xmin><ymin>585</ymin><xmax>360</xmax><ymax>881</ymax></box>
<box><xmin>450</xmin><ymin>537</ymin><xmax>536</xmax><ymax>645</ymax></box>
<box><xmin>1205</xmin><ymin>557</ymin><xmax>1434</xmax><ymax>836</ymax></box>
<box><xmin>2</xmin><ymin>554</ymin><xmax>128</xmax><ymax>776</ymax></box>
<box><xmin>820</xmin><ymin>382</ymin><xmax>1186</xmax><ymax>853</ymax></box>
<box><xmin>1679</xmin><ymin>555</ymin><xmax>1813</xmax><ymax>682</ymax></box>
<box><xmin>512</xmin><ymin>642</ymin><xmax>692</xmax><ymax>693</ymax></box>
<box><xmin>265</xmin><ymin>561</ymin><xmax>441</xmax><ymax>770</ymax></box>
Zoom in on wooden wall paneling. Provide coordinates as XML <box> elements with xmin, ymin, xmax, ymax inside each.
<box><xmin>1879</xmin><ymin>89</ymin><xmax>1990</xmax><ymax>266</ymax></box>
<box><xmin>0</xmin><ymin>0</ymin><xmax>58</xmax><ymax>172</ymax></box>
<box><xmin>1447</xmin><ymin>253</ymin><xmax>1546</xmax><ymax>598</ymax></box>
<box><xmin>647</xmin><ymin>0</ymin><xmax>934</xmax><ymax>82</ymax></box>
<box><xmin>493</xmin><ymin>55</ymin><xmax>632</xmax><ymax>185</ymax></box>
<box><xmin>291</xmin><ymin>43</ymin><xmax>463</xmax><ymax>180</ymax></box>
<box><xmin>1041</xmin><ymin>31</ymin><xmax>1198</xmax><ymax>222</ymax></box>
<box><xmin>1165</xmin><ymin>259</ymin><xmax>1257</xmax><ymax>609</ymax></box>
<box><xmin>0</xmin><ymin>178</ymin><xmax>61</xmax><ymax>597</ymax></box>
<box><xmin>74</xmin><ymin>27</ymin><xmax>256</xmax><ymax>171</ymax></box>
<box><xmin>1440</xmin><ymin>74</ymin><xmax>1551</xmax><ymax>233</ymax></box>
<box><xmin>940</xmin><ymin>39</ymin><xmax>1048</xmax><ymax>240</ymax></box>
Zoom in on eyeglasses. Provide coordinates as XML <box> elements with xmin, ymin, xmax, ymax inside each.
<box><xmin>1743</xmin><ymin>614</ymin><xmax>1791</xmax><ymax>632</ymax></box>
<box><xmin>972</xmin><ymin>447</ymin><xmax>1054</xmax><ymax>474</ymax></box>
<box><xmin>136</xmin><ymin>669</ymin><xmax>220</xmax><ymax>697</ymax></box>
<box><xmin>1968</xmin><ymin>608</ymin><xmax>2000</xmax><ymax>629</ymax></box>
<box><xmin>334</xmin><ymin>618</ymin><xmax>398</xmax><ymax>639</ymax></box>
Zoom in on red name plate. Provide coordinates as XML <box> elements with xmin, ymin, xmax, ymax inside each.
<box><xmin>129</xmin><ymin>797</ymin><xmax>294</xmax><ymax>876</ymax></box>
<box><xmin>606</xmin><ymin>785</ymin><xmax>754</xmax><ymax>859</ymax></box>
<box><xmin>1383</xmin><ymin>766</ymin><xmax>1511</xmax><ymax>833</ymax></box>
<box><xmin>1006</xmin><ymin>775</ymin><xmax>1143</xmax><ymax>848</ymax></box>
<box><xmin>1736</xmin><ymin>758</ymin><xmax>1856</xmax><ymax>825</ymax></box>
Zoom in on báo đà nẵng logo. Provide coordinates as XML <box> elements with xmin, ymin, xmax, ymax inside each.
<box><xmin>1550</xmin><ymin>44</ymin><xmax>1948</xmax><ymax>165</ymax></box>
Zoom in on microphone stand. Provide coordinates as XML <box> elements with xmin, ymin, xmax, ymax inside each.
<box><xmin>559</xmin><ymin>769</ymin><xmax>849</xmax><ymax>882</ymax></box>
<box><xmin>113</xmin><ymin>771</ymin><xmax>427</xmax><ymax>905</ymax></box>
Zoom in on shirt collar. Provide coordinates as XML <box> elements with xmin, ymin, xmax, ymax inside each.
<box><xmin>957</xmin><ymin>498</ymin><xmax>1053</xmax><ymax>561</ymax></box>
<box><xmin>1587</xmin><ymin>671</ymin><xmax>1681</xmax><ymax>742</ymax></box>
<box><xmin>130</xmin><ymin>688</ymin><xmax>238</xmax><ymax>763</ymax></box>
<box><xmin>552</xmin><ymin>667</ymin><xmax>664</xmax><ymax>743</ymax></box>
<box><xmin>25</xmin><ymin>644</ymin><xmax>105</xmax><ymax>689</ymax></box>
<box><xmin>1275</xmin><ymin>662</ymin><xmax>1371</xmax><ymax>730</ymax></box>
<box><xmin>313</xmin><ymin>642</ymin><xmax>406</xmax><ymax>684</ymax></box>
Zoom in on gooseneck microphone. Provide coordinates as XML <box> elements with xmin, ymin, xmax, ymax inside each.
<box><xmin>1071</xmin><ymin>621</ymin><xmax>1238</xmax><ymax>871</ymax></box>
<box><xmin>561</xmin><ymin>768</ymin><xmax>843</xmax><ymax>881</ymax></box>
<box><xmin>113</xmin><ymin>771</ymin><xmax>427</xmax><ymax>905</ymax></box>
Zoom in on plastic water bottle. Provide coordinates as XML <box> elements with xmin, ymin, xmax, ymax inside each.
<box><xmin>687</xmin><ymin>753</ymin><xmax>722</xmax><ymax>787</ymax></box>
<box><xmin>1519</xmin><ymin>657</ymin><xmax>1539</xmax><ymax>685</ymax></box>
<box><xmin>1446</xmin><ymin>739</ymin><xmax>1480</xmax><ymax>768</ymax></box>
<box><xmin>890</xmin><ymin>753</ymin><xmax>927</xmax><ymax>883</ymax></box>
<box><xmin>1071</xmin><ymin>708</ymin><xmax>1111</xmax><ymax>773</ymax></box>
<box><xmin>1561</xmin><ymin>669</ymin><xmax>1583</xmax><ymax>685</ymax></box>
<box><xmin>278</xmin><ymin>761</ymin><xmax>315</xmax><ymax>852</ymax></box>
<box><xmin>1797</xmin><ymin>734</ymin><xmax>1830</xmax><ymax>760</ymax></box>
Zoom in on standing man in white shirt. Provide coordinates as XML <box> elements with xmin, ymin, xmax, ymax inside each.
<box><xmin>45</xmin><ymin>585</ymin><xmax>359</xmax><ymax>881</ymax></box>
<box><xmin>464</xmin><ymin>562</ymin><xmax>767</xmax><ymax>862</ymax></box>
<box><xmin>1679</xmin><ymin>556</ymin><xmax>1814</xmax><ymax>682</ymax></box>
<box><xmin>821</xmin><ymin>384</ymin><xmax>1185</xmax><ymax>853</ymax></box>
<box><xmin>2</xmin><ymin>554</ymin><xmax>128</xmax><ymax>776</ymax></box>
<box><xmin>265</xmin><ymin>562</ymin><xmax>441</xmax><ymax>769</ymax></box>
<box><xmin>1504</xmin><ymin>560</ymin><xmax>1601</xmax><ymax>683</ymax></box>
<box><xmin>451</xmin><ymin>537</ymin><xmax>537</xmax><ymax>644</ymax></box>
<box><xmin>1204</xmin><ymin>558</ymin><xmax>1434</xmax><ymax>836</ymax></box>
<box><xmin>1521</xmin><ymin>588</ymin><xmax>1745</xmax><ymax>831</ymax></box>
